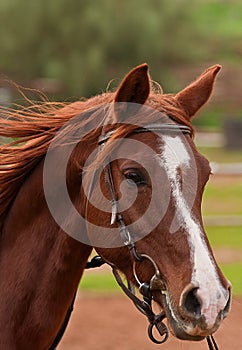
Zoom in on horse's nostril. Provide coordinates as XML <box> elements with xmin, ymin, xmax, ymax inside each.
<box><xmin>180</xmin><ymin>283</ymin><xmax>201</xmax><ymax>318</ymax></box>
<box><xmin>184</xmin><ymin>288</ymin><xmax>201</xmax><ymax>316</ymax></box>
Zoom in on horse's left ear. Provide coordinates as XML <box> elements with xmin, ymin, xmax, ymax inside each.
<box><xmin>114</xmin><ymin>63</ymin><xmax>150</xmax><ymax>104</ymax></box>
<box><xmin>175</xmin><ymin>65</ymin><xmax>221</xmax><ymax>119</ymax></box>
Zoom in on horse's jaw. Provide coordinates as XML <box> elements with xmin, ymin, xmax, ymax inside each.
<box><xmin>153</xmin><ymin>290</ymin><xmax>222</xmax><ymax>341</ymax></box>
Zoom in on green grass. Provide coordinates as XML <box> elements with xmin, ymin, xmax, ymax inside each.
<box><xmin>202</xmin><ymin>177</ymin><xmax>242</xmax><ymax>216</ymax></box>
<box><xmin>220</xmin><ymin>264</ymin><xmax>242</xmax><ymax>296</ymax></box>
<box><xmin>79</xmin><ymin>272</ymin><xmax>119</xmax><ymax>293</ymax></box>
<box><xmin>206</xmin><ymin>226</ymin><xmax>242</xmax><ymax>249</ymax></box>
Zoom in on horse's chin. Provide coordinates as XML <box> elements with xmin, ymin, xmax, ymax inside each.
<box><xmin>153</xmin><ymin>291</ymin><xmax>218</xmax><ymax>342</ymax></box>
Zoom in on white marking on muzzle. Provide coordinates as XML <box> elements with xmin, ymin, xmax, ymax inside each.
<box><xmin>158</xmin><ymin>135</ymin><xmax>228</xmax><ymax>329</ymax></box>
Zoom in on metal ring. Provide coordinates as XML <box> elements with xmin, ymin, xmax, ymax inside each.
<box><xmin>132</xmin><ymin>253</ymin><xmax>161</xmax><ymax>287</ymax></box>
<box><xmin>148</xmin><ymin>322</ymin><xmax>169</xmax><ymax>344</ymax></box>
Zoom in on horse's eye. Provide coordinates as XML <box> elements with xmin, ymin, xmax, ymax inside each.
<box><xmin>124</xmin><ymin>170</ymin><xmax>147</xmax><ymax>186</ymax></box>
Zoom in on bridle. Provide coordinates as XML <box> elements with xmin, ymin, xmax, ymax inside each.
<box><xmin>49</xmin><ymin>122</ymin><xmax>219</xmax><ymax>350</ymax></box>
<box><xmin>92</xmin><ymin>122</ymin><xmax>219</xmax><ymax>349</ymax></box>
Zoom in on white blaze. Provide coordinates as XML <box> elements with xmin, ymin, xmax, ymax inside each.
<box><xmin>158</xmin><ymin>134</ymin><xmax>228</xmax><ymax>328</ymax></box>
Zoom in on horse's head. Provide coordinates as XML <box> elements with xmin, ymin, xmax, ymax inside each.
<box><xmin>84</xmin><ymin>64</ymin><xmax>231</xmax><ymax>341</ymax></box>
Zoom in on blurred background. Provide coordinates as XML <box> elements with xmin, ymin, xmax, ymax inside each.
<box><xmin>0</xmin><ymin>0</ymin><xmax>241</xmax><ymax>348</ymax></box>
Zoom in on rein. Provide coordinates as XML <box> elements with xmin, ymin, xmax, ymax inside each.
<box><xmin>86</xmin><ymin>256</ymin><xmax>219</xmax><ymax>350</ymax></box>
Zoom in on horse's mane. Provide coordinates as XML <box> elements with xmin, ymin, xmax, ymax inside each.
<box><xmin>0</xmin><ymin>91</ymin><xmax>192</xmax><ymax>225</ymax></box>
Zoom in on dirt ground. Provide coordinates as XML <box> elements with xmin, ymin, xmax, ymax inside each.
<box><xmin>59</xmin><ymin>292</ymin><xmax>242</xmax><ymax>350</ymax></box>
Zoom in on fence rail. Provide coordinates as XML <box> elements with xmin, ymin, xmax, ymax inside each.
<box><xmin>204</xmin><ymin>216</ymin><xmax>242</xmax><ymax>227</ymax></box>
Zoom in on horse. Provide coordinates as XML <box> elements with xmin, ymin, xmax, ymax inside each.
<box><xmin>0</xmin><ymin>63</ymin><xmax>231</xmax><ymax>349</ymax></box>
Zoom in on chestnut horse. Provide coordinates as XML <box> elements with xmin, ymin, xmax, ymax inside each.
<box><xmin>0</xmin><ymin>64</ymin><xmax>231</xmax><ymax>349</ymax></box>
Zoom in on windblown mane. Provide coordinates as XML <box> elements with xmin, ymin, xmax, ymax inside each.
<box><xmin>0</xmin><ymin>92</ymin><xmax>191</xmax><ymax>226</ymax></box>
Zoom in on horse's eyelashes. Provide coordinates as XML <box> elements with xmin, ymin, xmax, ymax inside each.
<box><xmin>123</xmin><ymin>170</ymin><xmax>147</xmax><ymax>186</ymax></box>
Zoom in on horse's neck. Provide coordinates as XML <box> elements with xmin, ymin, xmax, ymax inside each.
<box><xmin>0</xmin><ymin>159</ymin><xmax>92</xmax><ymax>349</ymax></box>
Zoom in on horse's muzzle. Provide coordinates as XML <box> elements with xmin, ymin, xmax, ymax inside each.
<box><xmin>173</xmin><ymin>282</ymin><xmax>231</xmax><ymax>340</ymax></box>
<box><xmin>154</xmin><ymin>281</ymin><xmax>231</xmax><ymax>341</ymax></box>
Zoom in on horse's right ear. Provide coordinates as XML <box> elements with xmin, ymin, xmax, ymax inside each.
<box><xmin>112</xmin><ymin>64</ymin><xmax>150</xmax><ymax>122</ymax></box>
<box><xmin>115</xmin><ymin>63</ymin><xmax>150</xmax><ymax>104</ymax></box>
